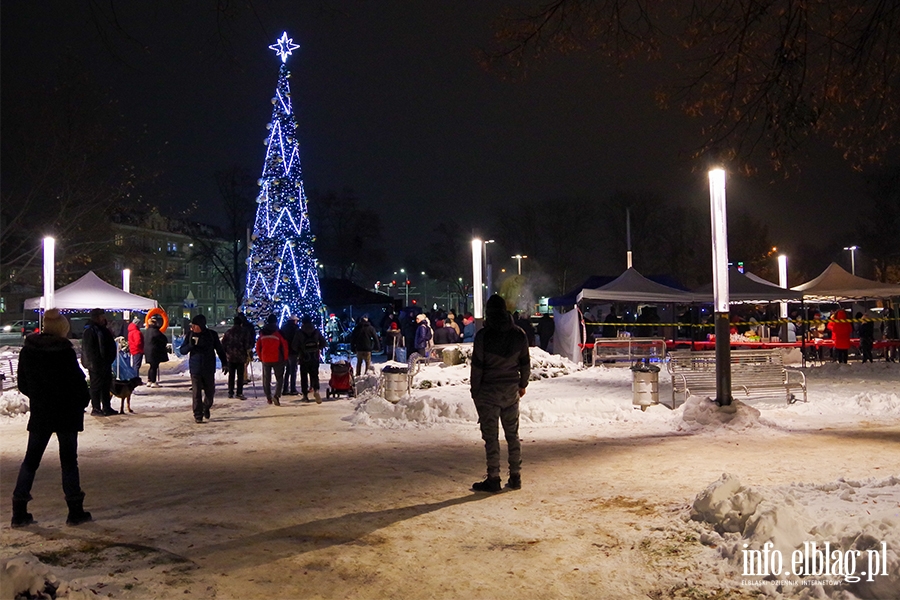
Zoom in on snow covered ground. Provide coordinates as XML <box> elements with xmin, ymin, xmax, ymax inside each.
<box><xmin>1</xmin><ymin>348</ymin><xmax>898</xmax><ymax>599</ymax></box>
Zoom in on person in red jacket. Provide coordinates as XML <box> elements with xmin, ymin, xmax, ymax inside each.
<box><xmin>255</xmin><ymin>314</ymin><xmax>289</xmax><ymax>405</ymax></box>
<box><xmin>828</xmin><ymin>309</ymin><xmax>853</xmax><ymax>364</ymax></box>
<box><xmin>127</xmin><ymin>317</ymin><xmax>145</xmax><ymax>373</ymax></box>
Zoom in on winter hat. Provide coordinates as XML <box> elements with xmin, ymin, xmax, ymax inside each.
<box><xmin>42</xmin><ymin>309</ymin><xmax>70</xmax><ymax>338</ymax></box>
<box><xmin>486</xmin><ymin>294</ymin><xmax>507</xmax><ymax>313</ymax></box>
<box><xmin>301</xmin><ymin>315</ymin><xmax>313</xmax><ymax>324</ymax></box>
<box><xmin>290</xmin><ymin>314</ymin><xmax>300</xmax><ymax>321</ymax></box>
<box><xmin>266</xmin><ymin>314</ymin><xmax>278</xmax><ymax>325</ymax></box>
<box><xmin>89</xmin><ymin>308</ymin><xmax>106</xmax><ymax>321</ymax></box>
<box><xmin>435</xmin><ymin>319</ymin><xmax>444</xmax><ymax>328</ymax></box>
<box><xmin>390</xmin><ymin>322</ymin><xmax>399</xmax><ymax>330</ymax></box>
<box><xmin>191</xmin><ymin>314</ymin><xmax>207</xmax><ymax>327</ymax></box>
<box><xmin>132</xmin><ymin>316</ymin><xmax>142</xmax><ymax>325</ymax></box>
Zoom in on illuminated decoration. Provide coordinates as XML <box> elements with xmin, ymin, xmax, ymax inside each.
<box><xmin>242</xmin><ymin>32</ymin><xmax>322</xmax><ymax>328</ymax></box>
<box><xmin>268</xmin><ymin>32</ymin><xmax>300</xmax><ymax>63</ymax></box>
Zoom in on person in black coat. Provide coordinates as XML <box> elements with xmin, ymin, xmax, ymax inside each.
<box><xmin>81</xmin><ymin>308</ymin><xmax>118</xmax><ymax>416</ymax></box>
<box><xmin>11</xmin><ymin>309</ymin><xmax>92</xmax><ymax>528</ymax></box>
<box><xmin>143</xmin><ymin>316</ymin><xmax>169</xmax><ymax>388</ymax></box>
<box><xmin>280</xmin><ymin>315</ymin><xmax>301</xmax><ymax>396</ymax></box>
<box><xmin>470</xmin><ymin>295</ymin><xmax>530</xmax><ymax>493</ymax></box>
<box><xmin>179</xmin><ymin>314</ymin><xmax>226</xmax><ymax>423</ymax></box>
<box><xmin>293</xmin><ymin>316</ymin><xmax>327</xmax><ymax>402</ymax></box>
<box><xmin>350</xmin><ymin>316</ymin><xmax>380</xmax><ymax>376</ymax></box>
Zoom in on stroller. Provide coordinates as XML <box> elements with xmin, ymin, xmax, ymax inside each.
<box><xmin>326</xmin><ymin>360</ymin><xmax>355</xmax><ymax>399</ymax></box>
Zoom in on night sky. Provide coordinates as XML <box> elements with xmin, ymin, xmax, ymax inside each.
<box><xmin>1</xmin><ymin>1</ymin><xmax>870</xmax><ymax>274</ymax></box>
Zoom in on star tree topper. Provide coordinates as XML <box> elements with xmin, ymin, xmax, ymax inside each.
<box><xmin>269</xmin><ymin>32</ymin><xmax>300</xmax><ymax>63</ymax></box>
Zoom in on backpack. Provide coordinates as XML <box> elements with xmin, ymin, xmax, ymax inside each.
<box><xmin>300</xmin><ymin>331</ymin><xmax>321</xmax><ymax>362</ymax></box>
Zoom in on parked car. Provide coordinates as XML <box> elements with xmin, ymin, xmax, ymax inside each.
<box><xmin>1</xmin><ymin>320</ymin><xmax>40</xmax><ymax>336</ymax></box>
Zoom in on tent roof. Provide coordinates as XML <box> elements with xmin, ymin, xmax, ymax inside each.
<box><xmin>24</xmin><ymin>271</ymin><xmax>158</xmax><ymax>311</ymax></box>
<box><xmin>320</xmin><ymin>278</ymin><xmax>394</xmax><ymax>308</ymax></box>
<box><xmin>744</xmin><ymin>271</ymin><xmax>781</xmax><ymax>287</ymax></box>
<box><xmin>792</xmin><ymin>262</ymin><xmax>900</xmax><ymax>300</ymax></box>
<box><xmin>548</xmin><ymin>276</ymin><xmax>616</xmax><ymax>306</ymax></box>
<box><xmin>577</xmin><ymin>268</ymin><xmax>696</xmax><ymax>303</ymax></box>
<box><xmin>692</xmin><ymin>267</ymin><xmax>803</xmax><ymax>303</ymax></box>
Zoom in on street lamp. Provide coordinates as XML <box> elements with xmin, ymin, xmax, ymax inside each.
<box><xmin>42</xmin><ymin>236</ymin><xmax>55</xmax><ymax>312</ymax></box>
<box><xmin>484</xmin><ymin>240</ymin><xmax>495</xmax><ymax>295</ymax></box>
<box><xmin>123</xmin><ymin>268</ymin><xmax>132</xmax><ymax>321</ymax></box>
<box><xmin>421</xmin><ymin>272</ymin><xmax>427</xmax><ymax>307</ymax></box>
<box><xmin>511</xmin><ymin>254</ymin><xmax>528</xmax><ymax>275</ymax></box>
<box><xmin>472</xmin><ymin>239</ymin><xmax>484</xmax><ymax>322</ymax></box>
<box><xmin>843</xmin><ymin>245</ymin><xmax>859</xmax><ymax>275</ymax></box>
<box><xmin>708</xmin><ymin>168</ymin><xmax>732</xmax><ymax>406</ymax></box>
<box><xmin>777</xmin><ymin>254</ymin><xmax>788</xmax><ymax>341</ymax></box>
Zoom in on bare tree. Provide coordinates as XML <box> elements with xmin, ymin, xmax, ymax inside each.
<box><xmin>307</xmin><ymin>188</ymin><xmax>385</xmax><ymax>283</ymax></box>
<box><xmin>484</xmin><ymin>0</ymin><xmax>900</xmax><ymax>173</ymax></box>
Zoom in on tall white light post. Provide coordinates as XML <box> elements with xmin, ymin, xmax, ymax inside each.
<box><xmin>708</xmin><ymin>169</ymin><xmax>732</xmax><ymax>406</ymax></box>
<box><xmin>42</xmin><ymin>237</ymin><xmax>55</xmax><ymax>317</ymax></box>
<box><xmin>484</xmin><ymin>239</ymin><xmax>495</xmax><ymax>295</ymax></box>
<box><xmin>123</xmin><ymin>268</ymin><xmax>132</xmax><ymax>321</ymax></box>
<box><xmin>511</xmin><ymin>254</ymin><xmax>527</xmax><ymax>275</ymax></box>
<box><xmin>626</xmin><ymin>207</ymin><xmax>633</xmax><ymax>269</ymax></box>
<box><xmin>472</xmin><ymin>239</ymin><xmax>484</xmax><ymax>328</ymax></box>
<box><xmin>843</xmin><ymin>245</ymin><xmax>859</xmax><ymax>275</ymax></box>
<box><xmin>777</xmin><ymin>254</ymin><xmax>788</xmax><ymax>340</ymax></box>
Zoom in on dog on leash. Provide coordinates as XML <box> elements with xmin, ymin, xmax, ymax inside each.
<box><xmin>111</xmin><ymin>376</ymin><xmax>142</xmax><ymax>414</ymax></box>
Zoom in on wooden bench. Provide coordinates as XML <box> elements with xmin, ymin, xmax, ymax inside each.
<box><xmin>667</xmin><ymin>348</ymin><xmax>807</xmax><ymax>407</ymax></box>
<box><xmin>591</xmin><ymin>337</ymin><xmax>667</xmax><ymax>366</ymax></box>
<box><xmin>0</xmin><ymin>354</ymin><xmax>18</xmax><ymax>391</ymax></box>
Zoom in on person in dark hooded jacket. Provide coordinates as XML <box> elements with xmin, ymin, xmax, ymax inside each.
<box><xmin>470</xmin><ymin>294</ymin><xmax>530</xmax><ymax>493</ymax></box>
<box><xmin>81</xmin><ymin>308</ymin><xmax>117</xmax><ymax>416</ymax></box>
<box><xmin>143</xmin><ymin>316</ymin><xmax>169</xmax><ymax>388</ymax></box>
<box><xmin>179</xmin><ymin>314</ymin><xmax>226</xmax><ymax>423</ymax></box>
<box><xmin>293</xmin><ymin>315</ymin><xmax>327</xmax><ymax>402</ymax></box>
<box><xmin>222</xmin><ymin>315</ymin><xmax>254</xmax><ymax>399</ymax></box>
<box><xmin>11</xmin><ymin>309</ymin><xmax>93</xmax><ymax>528</ymax></box>
<box><xmin>350</xmin><ymin>316</ymin><xmax>380</xmax><ymax>376</ymax></box>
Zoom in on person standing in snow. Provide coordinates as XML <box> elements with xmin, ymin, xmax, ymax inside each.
<box><xmin>179</xmin><ymin>314</ymin><xmax>227</xmax><ymax>423</ymax></box>
<box><xmin>11</xmin><ymin>309</ymin><xmax>93</xmax><ymax>528</ymax></box>
<box><xmin>350</xmin><ymin>315</ymin><xmax>380</xmax><ymax>376</ymax></box>
<box><xmin>857</xmin><ymin>312</ymin><xmax>875</xmax><ymax>363</ymax></box>
<box><xmin>81</xmin><ymin>308</ymin><xmax>118</xmax><ymax>417</ymax></box>
<box><xmin>280</xmin><ymin>315</ymin><xmax>301</xmax><ymax>396</ymax></box>
<box><xmin>828</xmin><ymin>309</ymin><xmax>853</xmax><ymax>364</ymax></box>
<box><xmin>469</xmin><ymin>294</ymin><xmax>530</xmax><ymax>493</ymax></box>
<box><xmin>127</xmin><ymin>316</ymin><xmax>144</xmax><ymax>374</ymax></box>
<box><xmin>414</xmin><ymin>313</ymin><xmax>433</xmax><ymax>360</ymax></box>
<box><xmin>293</xmin><ymin>315</ymin><xmax>327</xmax><ymax>403</ymax></box>
<box><xmin>143</xmin><ymin>315</ymin><xmax>169</xmax><ymax>388</ymax></box>
<box><xmin>222</xmin><ymin>316</ymin><xmax>253</xmax><ymax>399</ymax></box>
<box><xmin>255</xmin><ymin>314</ymin><xmax>289</xmax><ymax>406</ymax></box>
<box><xmin>462</xmin><ymin>313</ymin><xmax>476</xmax><ymax>343</ymax></box>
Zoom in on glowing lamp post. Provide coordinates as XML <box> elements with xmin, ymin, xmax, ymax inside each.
<box><xmin>472</xmin><ymin>239</ymin><xmax>484</xmax><ymax>326</ymax></box>
<box><xmin>708</xmin><ymin>169</ymin><xmax>732</xmax><ymax>406</ymax></box>
<box><xmin>843</xmin><ymin>245</ymin><xmax>859</xmax><ymax>276</ymax></box>
<box><xmin>42</xmin><ymin>237</ymin><xmax>55</xmax><ymax>312</ymax></box>
<box><xmin>123</xmin><ymin>268</ymin><xmax>132</xmax><ymax>321</ymax></box>
<box><xmin>511</xmin><ymin>254</ymin><xmax>527</xmax><ymax>275</ymax></box>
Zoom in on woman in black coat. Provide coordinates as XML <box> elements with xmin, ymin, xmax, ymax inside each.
<box><xmin>143</xmin><ymin>317</ymin><xmax>169</xmax><ymax>387</ymax></box>
<box><xmin>11</xmin><ymin>309</ymin><xmax>92</xmax><ymax>527</ymax></box>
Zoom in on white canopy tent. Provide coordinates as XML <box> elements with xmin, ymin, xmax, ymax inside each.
<box><xmin>577</xmin><ymin>268</ymin><xmax>696</xmax><ymax>303</ymax></box>
<box><xmin>24</xmin><ymin>271</ymin><xmax>158</xmax><ymax>311</ymax></box>
<box><xmin>792</xmin><ymin>263</ymin><xmax>900</xmax><ymax>301</ymax></box>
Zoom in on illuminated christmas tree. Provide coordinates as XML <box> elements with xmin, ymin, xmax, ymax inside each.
<box><xmin>243</xmin><ymin>32</ymin><xmax>322</xmax><ymax>328</ymax></box>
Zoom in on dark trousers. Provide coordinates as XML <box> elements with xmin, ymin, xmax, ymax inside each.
<box><xmin>13</xmin><ymin>430</ymin><xmax>83</xmax><ymax>502</ymax></box>
<box><xmin>227</xmin><ymin>361</ymin><xmax>245</xmax><ymax>395</ymax></box>
<box><xmin>191</xmin><ymin>373</ymin><xmax>216</xmax><ymax>418</ymax></box>
<box><xmin>89</xmin><ymin>369</ymin><xmax>112</xmax><ymax>412</ymax></box>
<box><xmin>131</xmin><ymin>353</ymin><xmax>144</xmax><ymax>373</ymax></box>
<box><xmin>148</xmin><ymin>362</ymin><xmax>160</xmax><ymax>383</ymax></box>
<box><xmin>261</xmin><ymin>362</ymin><xmax>284</xmax><ymax>401</ymax></box>
<box><xmin>300</xmin><ymin>361</ymin><xmax>320</xmax><ymax>394</ymax></box>
<box><xmin>475</xmin><ymin>401</ymin><xmax>522</xmax><ymax>478</ymax></box>
<box><xmin>283</xmin><ymin>354</ymin><xmax>298</xmax><ymax>393</ymax></box>
<box><xmin>860</xmin><ymin>339</ymin><xmax>874</xmax><ymax>363</ymax></box>
<box><xmin>835</xmin><ymin>348</ymin><xmax>849</xmax><ymax>364</ymax></box>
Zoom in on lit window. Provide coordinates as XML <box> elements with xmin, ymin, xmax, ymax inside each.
<box><xmin>114</xmin><ymin>234</ymin><xmax>124</xmax><ymax>246</ymax></box>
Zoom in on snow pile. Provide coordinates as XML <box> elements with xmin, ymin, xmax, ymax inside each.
<box><xmin>690</xmin><ymin>474</ymin><xmax>900</xmax><ymax>598</ymax></box>
<box><xmin>0</xmin><ymin>554</ymin><xmax>96</xmax><ymax>599</ymax></box>
<box><xmin>527</xmin><ymin>347</ymin><xmax>584</xmax><ymax>379</ymax></box>
<box><xmin>0</xmin><ymin>389</ymin><xmax>29</xmax><ymax>418</ymax></box>
<box><xmin>850</xmin><ymin>391</ymin><xmax>900</xmax><ymax>415</ymax></box>
<box><xmin>675</xmin><ymin>396</ymin><xmax>769</xmax><ymax>433</ymax></box>
<box><xmin>343</xmin><ymin>393</ymin><xmax>477</xmax><ymax>428</ymax></box>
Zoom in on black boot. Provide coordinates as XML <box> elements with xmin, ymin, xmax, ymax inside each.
<box><xmin>11</xmin><ymin>498</ymin><xmax>35</xmax><ymax>528</ymax></box>
<box><xmin>65</xmin><ymin>494</ymin><xmax>92</xmax><ymax>526</ymax></box>
<box><xmin>471</xmin><ymin>476</ymin><xmax>502</xmax><ymax>493</ymax></box>
<box><xmin>506</xmin><ymin>473</ymin><xmax>522</xmax><ymax>490</ymax></box>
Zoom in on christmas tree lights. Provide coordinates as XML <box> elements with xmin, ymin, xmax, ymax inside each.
<box><xmin>242</xmin><ymin>32</ymin><xmax>322</xmax><ymax>328</ymax></box>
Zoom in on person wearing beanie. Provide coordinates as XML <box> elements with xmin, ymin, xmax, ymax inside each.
<box><xmin>292</xmin><ymin>315</ymin><xmax>327</xmax><ymax>402</ymax></box>
<box><xmin>11</xmin><ymin>309</ymin><xmax>93</xmax><ymax>527</ymax></box>
<box><xmin>413</xmin><ymin>313</ymin><xmax>433</xmax><ymax>360</ymax></box>
<box><xmin>127</xmin><ymin>316</ymin><xmax>145</xmax><ymax>374</ymax></box>
<box><xmin>470</xmin><ymin>294</ymin><xmax>530</xmax><ymax>493</ymax></box>
<box><xmin>280</xmin><ymin>315</ymin><xmax>301</xmax><ymax>396</ymax></box>
<box><xmin>179</xmin><ymin>313</ymin><xmax>226</xmax><ymax>423</ymax></box>
<box><xmin>255</xmin><ymin>314</ymin><xmax>289</xmax><ymax>405</ymax></box>
<box><xmin>80</xmin><ymin>308</ymin><xmax>117</xmax><ymax>416</ymax></box>
<box><xmin>222</xmin><ymin>315</ymin><xmax>254</xmax><ymax>399</ymax></box>
<box><xmin>350</xmin><ymin>315</ymin><xmax>380</xmax><ymax>377</ymax></box>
